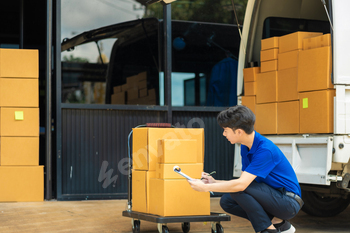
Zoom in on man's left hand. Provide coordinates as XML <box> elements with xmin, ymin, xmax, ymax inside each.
<box><xmin>188</xmin><ymin>179</ymin><xmax>207</xmax><ymax>192</ymax></box>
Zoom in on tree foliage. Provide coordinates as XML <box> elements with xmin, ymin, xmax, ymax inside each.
<box><xmin>144</xmin><ymin>0</ymin><xmax>248</xmax><ymax>25</ymax></box>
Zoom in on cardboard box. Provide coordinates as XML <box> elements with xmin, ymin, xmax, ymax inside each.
<box><xmin>243</xmin><ymin>67</ymin><xmax>260</xmax><ymax>82</ymax></box>
<box><xmin>139</xmin><ymin>88</ymin><xmax>148</xmax><ymax>98</ymax></box>
<box><xmin>0</xmin><ymin>166</ymin><xmax>43</xmax><ymax>202</ymax></box>
<box><xmin>139</xmin><ymin>80</ymin><xmax>147</xmax><ymax>90</ymax></box>
<box><xmin>0</xmin><ymin>137</ymin><xmax>39</xmax><ymax>165</ymax></box>
<box><xmin>298</xmin><ymin>46</ymin><xmax>333</xmax><ymax>92</ymax></box>
<box><xmin>242</xmin><ymin>96</ymin><xmax>256</xmax><ymax>114</ymax></box>
<box><xmin>113</xmin><ymin>85</ymin><xmax>122</xmax><ymax>94</ymax></box>
<box><xmin>256</xmin><ymin>71</ymin><xmax>278</xmax><ymax>104</ymax></box>
<box><xmin>0</xmin><ymin>78</ymin><xmax>38</xmax><ymax>107</ymax></box>
<box><xmin>121</xmin><ymin>84</ymin><xmax>129</xmax><ymax>92</ymax></box>
<box><xmin>133</xmin><ymin>128</ymin><xmax>204</xmax><ymax>171</ymax></box>
<box><xmin>278</xmin><ymin>68</ymin><xmax>298</xmax><ymax>102</ymax></box>
<box><xmin>277</xmin><ymin>101</ymin><xmax>299</xmax><ymax>134</ymax></box>
<box><xmin>158</xmin><ymin>139</ymin><xmax>198</xmax><ymax>164</ymax></box>
<box><xmin>261</xmin><ymin>60</ymin><xmax>278</xmax><ymax>73</ymax></box>
<box><xmin>0</xmin><ymin>49</ymin><xmax>38</xmax><ymax>79</ymax></box>
<box><xmin>244</xmin><ymin>81</ymin><xmax>256</xmax><ymax>96</ymax></box>
<box><xmin>149</xmin><ymin>179</ymin><xmax>210</xmax><ymax>216</ymax></box>
<box><xmin>126</xmin><ymin>72</ymin><xmax>147</xmax><ymax>88</ymax></box>
<box><xmin>0</xmin><ymin>107</ymin><xmax>39</xmax><ymax>137</ymax></box>
<box><xmin>278</xmin><ymin>50</ymin><xmax>300</xmax><ymax>70</ymax></box>
<box><xmin>111</xmin><ymin>91</ymin><xmax>125</xmax><ymax>105</ymax></box>
<box><xmin>303</xmin><ymin>34</ymin><xmax>331</xmax><ymax>50</ymax></box>
<box><xmin>261</xmin><ymin>37</ymin><xmax>279</xmax><ymax>51</ymax></box>
<box><xmin>148</xmin><ymin>89</ymin><xmax>156</xmax><ymax>99</ymax></box>
<box><xmin>156</xmin><ymin>163</ymin><xmax>203</xmax><ymax>179</ymax></box>
<box><xmin>260</xmin><ymin>48</ymin><xmax>279</xmax><ymax>61</ymax></box>
<box><xmin>279</xmin><ymin>31</ymin><xmax>322</xmax><ymax>53</ymax></box>
<box><xmin>299</xmin><ymin>90</ymin><xmax>335</xmax><ymax>134</ymax></box>
<box><xmin>255</xmin><ymin>103</ymin><xmax>277</xmax><ymax>135</ymax></box>
<box><xmin>127</xmin><ymin>87</ymin><xmax>139</xmax><ymax>101</ymax></box>
<box><xmin>132</xmin><ymin>170</ymin><xmax>156</xmax><ymax>213</ymax></box>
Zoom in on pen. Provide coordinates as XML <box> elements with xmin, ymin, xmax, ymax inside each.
<box><xmin>202</xmin><ymin>171</ymin><xmax>216</xmax><ymax>195</ymax></box>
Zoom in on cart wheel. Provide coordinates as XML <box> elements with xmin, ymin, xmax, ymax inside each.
<box><xmin>211</xmin><ymin>223</ymin><xmax>224</xmax><ymax>233</ymax></box>
<box><xmin>162</xmin><ymin>225</ymin><xmax>170</xmax><ymax>233</ymax></box>
<box><xmin>132</xmin><ymin>220</ymin><xmax>140</xmax><ymax>233</ymax></box>
<box><xmin>182</xmin><ymin>222</ymin><xmax>190</xmax><ymax>233</ymax></box>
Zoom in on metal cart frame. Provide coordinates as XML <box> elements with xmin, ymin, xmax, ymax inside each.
<box><xmin>123</xmin><ymin>123</ymin><xmax>231</xmax><ymax>233</ymax></box>
<box><xmin>122</xmin><ymin>210</ymin><xmax>231</xmax><ymax>233</ymax></box>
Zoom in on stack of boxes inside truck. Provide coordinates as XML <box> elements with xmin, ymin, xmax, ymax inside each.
<box><xmin>132</xmin><ymin>127</ymin><xmax>210</xmax><ymax>216</ymax></box>
<box><xmin>242</xmin><ymin>31</ymin><xmax>333</xmax><ymax>134</ymax></box>
<box><xmin>0</xmin><ymin>49</ymin><xmax>43</xmax><ymax>202</ymax></box>
<box><xmin>111</xmin><ymin>71</ymin><xmax>156</xmax><ymax>105</ymax></box>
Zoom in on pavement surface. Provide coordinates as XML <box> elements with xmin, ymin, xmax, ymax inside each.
<box><xmin>0</xmin><ymin>197</ymin><xmax>349</xmax><ymax>233</ymax></box>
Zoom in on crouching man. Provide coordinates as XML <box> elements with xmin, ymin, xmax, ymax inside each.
<box><xmin>188</xmin><ymin>105</ymin><xmax>303</xmax><ymax>233</ymax></box>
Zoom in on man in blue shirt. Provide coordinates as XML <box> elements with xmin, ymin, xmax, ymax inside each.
<box><xmin>188</xmin><ymin>105</ymin><xmax>303</xmax><ymax>233</ymax></box>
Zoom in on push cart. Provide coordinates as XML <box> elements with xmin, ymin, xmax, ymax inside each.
<box><xmin>122</xmin><ymin>210</ymin><xmax>230</xmax><ymax>233</ymax></box>
<box><xmin>123</xmin><ymin>123</ymin><xmax>231</xmax><ymax>233</ymax></box>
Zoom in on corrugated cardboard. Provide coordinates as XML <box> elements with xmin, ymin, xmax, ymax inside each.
<box><xmin>0</xmin><ymin>49</ymin><xmax>38</xmax><ymax>79</ymax></box>
<box><xmin>0</xmin><ymin>78</ymin><xmax>38</xmax><ymax>107</ymax></box>
<box><xmin>303</xmin><ymin>34</ymin><xmax>331</xmax><ymax>50</ymax></box>
<box><xmin>244</xmin><ymin>82</ymin><xmax>256</xmax><ymax>96</ymax></box>
<box><xmin>132</xmin><ymin>170</ymin><xmax>156</xmax><ymax>213</ymax></box>
<box><xmin>256</xmin><ymin>71</ymin><xmax>278</xmax><ymax>104</ymax></box>
<box><xmin>121</xmin><ymin>84</ymin><xmax>129</xmax><ymax>92</ymax></box>
<box><xmin>243</xmin><ymin>67</ymin><xmax>260</xmax><ymax>82</ymax></box>
<box><xmin>127</xmin><ymin>72</ymin><xmax>147</xmax><ymax>88</ymax></box>
<box><xmin>0</xmin><ymin>107</ymin><xmax>39</xmax><ymax>136</ymax></box>
<box><xmin>158</xmin><ymin>139</ymin><xmax>198</xmax><ymax>164</ymax></box>
<box><xmin>127</xmin><ymin>87</ymin><xmax>139</xmax><ymax>101</ymax></box>
<box><xmin>260</xmin><ymin>48</ymin><xmax>279</xmax><ymax>61</ymax></box>
<box><xmin>279</xmin><ymin>32</ymin><xmax>322</xmax><ymax>53</ymax></box>
<box><xmin>127</xmin><ymin>96</ymin><xmax>156</xmax><ymax>105</ymax></box>
<box><xmin>139</xmin><ymin>88</ymin><xmax>148</xmax><ymax>98</ymax></box>
<box><xmin>242</xmin><ymin>96</ymin><xmax>256</xmax><ymax>114</ymax></box>
<box><xmin>139</xmin><ymin>80</ymin><xmax>147</xmax><ymax>90</ymax></box>
<box><xmin>255</xmin><ymin>103</ymin><xmax>277</xmax><ymax>135</ymax></box>
<box><xmin>149</xmin><ymin>178</ymin><xmax>210</xmax><ymax>216</ymax></box>
<box><xmin>0</xmin><ymin>137</ymin><xmax>39</xmax><ymax>165</ymax></box>
<box><xmin>261</xmin><ymin>60</ymin><xmax>278</xmax><ymax>73</ymax></box>
<box><xmin>277</xmin><ymin>68</ymin><xmax>298</xmax><ymax>102</ymax></box>
<box><xmin>111</xmin><ymin>91</ymin><xmax>125</xmax><ymax>104</ymax></box>
<box><xmin>0</xmin><ymin>166</ymin><xmax>43</xmax><ymax>202</ymax></box>
<box><xmin>261</xmin><ymin>37</ymin><xmax>279</xmax><ymax>51</ymax></box>
<box><xmin>298</xmin><ymin>46</ymin><xmax>333</xmax><ymax>92</ymax></box>
<box><xmin>133</xmin><ymin>128</ymin><xmax>204</xmax><ymax>171</ymax></box>
<box><xmin>278</xmin><ymin>50</ymin><xmax>300</xmax><ymax>70</ymax></box>
<box><xmin>113</xmin><ymin>85</ymin><xmax>122</xmax><ymax>94</ymax></box>
<box><xmin>156</xmin><ymin>163</ymin><xmax>203</xmax><ymax>179</ymax></box>
<box><xmin>148</xmin><ymin>89</ymin><xmax>156</xmax><ymax>99</ymax></box>
<box><xmin>299</xmin><ymin>90</ymin><xmax>335</xmax><ymax>134</ymax></box>
<box><xmin>277</xmin><ymin>101</ymin><xmax>299</xmax><ymax>134</ymax></box>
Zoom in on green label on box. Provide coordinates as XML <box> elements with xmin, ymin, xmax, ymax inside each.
<box><xmin>15</xmin><ymin>111</ymin><xmax>24</xmax><ymax>120</ymax></box>
<box><xmin>303</xmin><ymin>98</ymin><xmax>308</xmax><ymax>109</ymax></box>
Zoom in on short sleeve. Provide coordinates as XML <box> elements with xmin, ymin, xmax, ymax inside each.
<box><xmin>245</xmin><ymin>149</ymin><xmax>277</xmax><ymax>179</ymax></box>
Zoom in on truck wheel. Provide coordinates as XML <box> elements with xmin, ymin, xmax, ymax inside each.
<box><xmin>301</xmin><ymin>190</ymin><xmax>350</xmax><ymax>217</ymax></box>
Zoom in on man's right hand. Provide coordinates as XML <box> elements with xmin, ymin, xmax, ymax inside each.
<box><xmin>201</xmin><ymin>172</ymin><xmax>216</xmax><ymax>184</ymax></box>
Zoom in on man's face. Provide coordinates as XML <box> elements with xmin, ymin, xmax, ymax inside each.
<box><xmin>222</xmin><ymin>127</ymin><xmax>238</xmax><ymax>144</ymax></box>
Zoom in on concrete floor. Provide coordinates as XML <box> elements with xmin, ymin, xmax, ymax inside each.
<box><xmin>0</xmin><ymin>198</ymin><xmax>349</xmax><ymax>233</ymax></box>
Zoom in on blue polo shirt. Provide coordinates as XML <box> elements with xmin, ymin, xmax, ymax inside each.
<box><xmin>241</xmin><ymin>131</ymin><xmax>301</xmax><ymax>197</ymax></box>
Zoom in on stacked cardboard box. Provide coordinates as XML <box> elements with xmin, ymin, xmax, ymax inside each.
<box><xmin>132</xmin><ymin>128</ymin><xmax>210</xmax><ymax>216</ymax></box>
<box><xmin>0</xmin><ymin>49</ymin><xmax>43</xmax><ymax>202</ymax></box>
<box><xmin>242</xmin><ymin>67</ymin><xmax>259</xmax><ymax>114</ymax></box>
<box><xmin>243</xmin><ymin>32</ymin><xmax>333</xmax><ymax>135</ymax></box>
<box><xmin>299</xmin><ymin>33</ymin><xmax>334</xmax><ymax>133</ymax></box>
<box><xmin>111</xmin><ymin>71</ymin><xmax>156</xmax><ymax>105</ymax></box>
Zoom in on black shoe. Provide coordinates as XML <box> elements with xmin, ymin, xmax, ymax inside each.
<box><xmin>273</xmin><ymin>220</ymin><xmax>295</xmax><ymax>233</ymax></box>
<box><xmin>260</xmin><ymin>229</ymin><xmax>281</xmax><ymax>233</ymax></box>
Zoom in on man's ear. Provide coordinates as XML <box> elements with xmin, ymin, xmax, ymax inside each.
<box><xmin>236</xmin><ymin>129</ymin><xmax>243</xmax><ymax>135</ymax></box>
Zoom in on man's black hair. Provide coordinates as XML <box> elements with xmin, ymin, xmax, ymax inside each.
<box><xmin>217</xmin><ymin>105</ymin><xmax>255</xmax><ymax>134</ymax></box>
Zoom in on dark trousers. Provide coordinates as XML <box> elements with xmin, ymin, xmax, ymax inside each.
<box><xmin>220</xmin><ymin>181</ymin><xmax>301</xmax><ymax>232</ymax></box>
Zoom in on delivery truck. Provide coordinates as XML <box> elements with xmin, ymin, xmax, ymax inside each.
<box><xmin>236</xmin><ymin>0</ymin><xmax>350</xmax><ymax>217</ymax></box>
